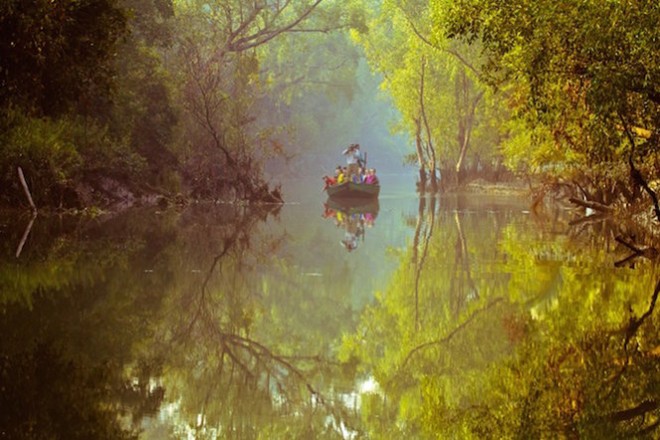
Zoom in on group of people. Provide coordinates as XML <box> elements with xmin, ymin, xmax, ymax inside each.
<box><xmin>322</xmin><ymin>144</ymin><xmax>380</xmax><ymax>188</ymax></box>
<box><xmin>323</xmin><ymin>166</ymin><xmax>379</xmax><ymax>187</ymax></box>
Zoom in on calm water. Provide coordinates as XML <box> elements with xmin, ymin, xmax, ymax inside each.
<box><xmin>1</xmin><ymin>180</ymin><xmax>659</xmax><ymax>439</ymax></box>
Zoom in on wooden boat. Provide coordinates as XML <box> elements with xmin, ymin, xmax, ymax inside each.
<box><xmin>325</xmin><ymin>181</ymin><xmax>380</xmax><ymax>199</ymax></box>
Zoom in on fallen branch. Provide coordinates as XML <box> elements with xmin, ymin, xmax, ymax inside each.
<box><xmin>614</xmin><ymin>236</ymin><xmax>658</xmax><ymax>264</ymax></box>
<box><xmin>17</xmin><ymin>166</ymin><xmax>37</xmax><ymax>212</ymax></box>
<box><xmin>568</xmin><ymin>213</ymin><xmax>608</xmax><ymax>226</ymax></box>
<box><xmin>614</xmin><ymin>252</ymin><xmax>642</xmax><ymax>268</ymax></box>
<box><xmin>568</xmin><ymin>197</ymin><xmax>613</xmax><ymax>212</ymax></box>
<box><xmin>615</xmin><ymin>236</ymin><xmax>643</xmax><ymax>254</ymax></box>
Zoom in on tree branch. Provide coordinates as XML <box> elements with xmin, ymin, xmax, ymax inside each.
<box><xmin>399</xmin><ymin>297</ymin><xmax>504</xmax><ymax>372</ymax></box>
<box><xmin>227</xmin><ymin>0</ymin><xmax>324</xmax><ymax>52</ymax></box>
<box><xmin>568</xmin><ymin>197</ymin><xmax>613</xmax><ymax>212</ymax></box>
<box><xmin>398</xmin><ymin>7</ymin><xmax>484</xmax><ymax>81</ymax></box>
<box><xmin>17</xmin><ymin>166</ymin><xmax>37</xmax><ymax>212</ymax></box>
<box><xmin>624</xmin><ymin>278</ymin><xmax>660</xmax><ymax>352</ymax></box>
<box><xmin>619</xmin><ymin>112</ymin><xmax>660</xmax><ymax>223</ymax></box>
<box><xmin>609</xmin><ymin>400</ymin><xmax>659</xmax><ymax>423</ymax></box>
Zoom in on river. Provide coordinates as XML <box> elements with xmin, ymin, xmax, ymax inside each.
<box><xmin>1</xmin><ymin>177</ymin><xmax>658</xmax><ymax>439</ymax></box>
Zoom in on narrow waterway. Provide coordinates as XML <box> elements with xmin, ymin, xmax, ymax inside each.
<box><xmin>1</xmin><ymin>178</ymin><xmax>658</xmax><ymax>439</ymax></box>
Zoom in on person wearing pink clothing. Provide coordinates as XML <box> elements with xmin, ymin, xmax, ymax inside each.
<box><xmin>364</xmin><ymin>168</ymin><xmax>379</xmax><ymax>185</ymax></box>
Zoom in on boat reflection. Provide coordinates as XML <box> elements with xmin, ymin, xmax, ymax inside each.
<box><xmin>322</xmin><ymin>198</ymin><xmax>379</xmax><ymax>252</ymax></box>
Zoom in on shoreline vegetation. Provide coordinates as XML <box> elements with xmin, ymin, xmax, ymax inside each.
<box><xmin>1</xmin><ymin>1</ymin><xmax>658</xmax><ymax>247</ymax></box>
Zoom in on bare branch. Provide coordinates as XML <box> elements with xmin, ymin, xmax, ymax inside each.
<box><xmin>227</xmin><ymin>0</ymin><xmax>324</xmax><ymax>52</ymax></box>
<box><xmin>624</xmin><ymin>278</ymin><xmax>660</xmax><ymax>352</ymax></box>
<box><xmin>619</xmin><ymin>112</ymin><xmax>660</xmax><ymax>223</ymax></box>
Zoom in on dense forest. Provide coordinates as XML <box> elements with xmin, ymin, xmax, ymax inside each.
<box><xmin>1</xmin><ymin>0</ymin><xmax>659</xmax><ymax>226</ymax></box>
<box><xmin>2</xmin><ymin>1</ymin><xmax>660</xmax><ymax>437</ymax></box>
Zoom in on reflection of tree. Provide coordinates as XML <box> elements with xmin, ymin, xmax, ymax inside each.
<box><xmin>449</xmin><ymin>210</ymin><xmax>478</xmax><ymax>318</ymax></box>
<box><xmin>0</xmin><ymin>209</ymin><xmax>175</xmax><ymax>438</ymax></box>
<box><xmin>1</xmin><ymin>204</ymin><xmax>364</xmax><ymax>438</ymax></box>
<box><xmin>342</xmin><ymin>197</ymin><xmax>660</xmax><ymax>438</ymax></box>
<box><xmin>398</xmin><ymin>297</ymin><xmax>504</xmax><ymax>374</ymax></box>
<box><xmin>0</xmin><ymin>342</ymin><xmax>140</xmax><ymax>440</ymax></box>
<box><xmin>155</xmin><ymin>204</ymin><xmax>361</xmax><ymax>437</ymax></box>
<box><xmin>412</xmin><ymin>197</ymin><xmax>436</xmax><ymax>329</ymax></box>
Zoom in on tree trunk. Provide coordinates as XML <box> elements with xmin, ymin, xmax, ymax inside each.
<box><xmin>415</xmin><ymin>118</ymin><xmax>427</xmax><ymax>193</ymax></box>
<box><xmin>419</xmin><ymin>57</ymin><xmax>438</xmax><ymax>193</ymax></box>
<box><xmin>454</xmin><ymin>69</ymin><xmax>483</xmax><ymax>186</ymax></box>
<box><xmin>455</xmin><ymin>123</ymin><xmax>470</xmax><ymax>185</ymax></box>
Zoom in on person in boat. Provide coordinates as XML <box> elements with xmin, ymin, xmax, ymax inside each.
<box><xmin>322</xmin><ymin>175</ymin><xmax>336</xmax><ymax>191</ymax></box>
<box><xmin>364</xmin><ymin>168</ymin><xmax>379</xmax><ymax>185</ymax></box>
<box><xmin>357</xmin><ymin>166</ymin><xmax>366</xmax><ymax>183</ymax></box>
<box><xmin>352</xmin><ymin>167</ymin><xmax>364</xmax><ymax>183</ymax></box>
<box><xmin>342</xmin><ymin>143</ymin><xmax>364</xmax><ymax>182</ymax></box>
<box><xmin>337</xmin><ymin>167</ymin><xmax>346</xmax><ymax>184</ymax></box>
<box><xmin>364</xmin><ymin>169</ymin><xmax>374</xmax><ymax>184</ymax></box>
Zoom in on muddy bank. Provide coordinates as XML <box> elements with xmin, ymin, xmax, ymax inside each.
<box><xmin>458</xmin><ymin>179</ymin><xmax>531</xmax><ymax>197</ymax></box>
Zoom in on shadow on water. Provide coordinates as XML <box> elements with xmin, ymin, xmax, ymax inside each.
<box><xmin>1</xmin><ymin>192</ymin><xmax>659</xmax><ymax>438</ymax></box>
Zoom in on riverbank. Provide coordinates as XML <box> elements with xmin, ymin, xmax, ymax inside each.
<box><xmin>459</xmin><ymin>178</ymin><xmax>531</xmax><ymax>197</ymax></box>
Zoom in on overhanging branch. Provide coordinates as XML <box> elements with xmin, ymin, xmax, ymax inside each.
<box><xmin>227</xmin><ymin>0</ymin><xmax>324</xmax><ymax>52</ymax></box>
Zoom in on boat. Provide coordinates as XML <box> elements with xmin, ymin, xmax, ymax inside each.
<box><xmin>325</xmin><ymin>181</ymin><xmax>380</xmax><ymax>199</ymax></box>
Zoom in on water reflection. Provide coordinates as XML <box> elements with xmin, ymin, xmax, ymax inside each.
<box><xmin>154</xmin><ymin>204</ymin><xmax>360</xmax><ymax>438</ymax></box>
<box><xmin>1</xmin><ymin>191</ymin><xmax>659</xmax><ymax>439</ymax></box>
<box><xmin>322</xmin><ymin>198</ymin><xmax>379</xmax><ymax>252</ymax></box>
<box><xmin>342</xmin><ymin>195</ymin><xmax>660</xmax><ymax>439</ymax></box>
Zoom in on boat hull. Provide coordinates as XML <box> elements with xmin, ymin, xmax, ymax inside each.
<box><xmin>325</xmin><ymin>182</ymin><xmax>380</xmax><ymax>199</ymax></box>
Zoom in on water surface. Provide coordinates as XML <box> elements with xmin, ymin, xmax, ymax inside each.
<box><xmin>1</xmin><ymin>180</ymin><xmax>658</xmax><ymax>439</ymax></box>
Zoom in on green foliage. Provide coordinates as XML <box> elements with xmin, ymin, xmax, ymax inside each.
<box><xmin>0</xmin><ymin>0</ymin><xmax>127</xmax><ymax>117</ymax></box>
<box><xmin>111</xmin><ymin>1</ymin><xmax>180</xmax><ymax>191</ymax></box>
<box><xmin>442</xmin><ymin>0</ymin><xmax>660</xmax><ymax>187</ymax></box>
<box><xmin>0</xmin><ymin>209</ymin><xmax>172</xmax><ymax>438</ymax></box>
<box><xmin>0</xmin><ymin>343</ymin><xmax>139</xmax><ymax>440</ymax></box>
<box><xmin>350</xmin><ymin>0</ymin><xmax>506</xmax><ymax>187</ymax></box>
<box><xmin>0</xmin><ymin>0</ymin><xmax>183</xmax><ymax>207</ymax></box>
<box><xmin>0</xmin><ymin>111</ymin><xmax>146</xmax><ymax>207</ymax></box>
<box><xmin>341</xmin><ymin>198</ymin><xmax>660</xmax><ymax>438</ymax></box>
